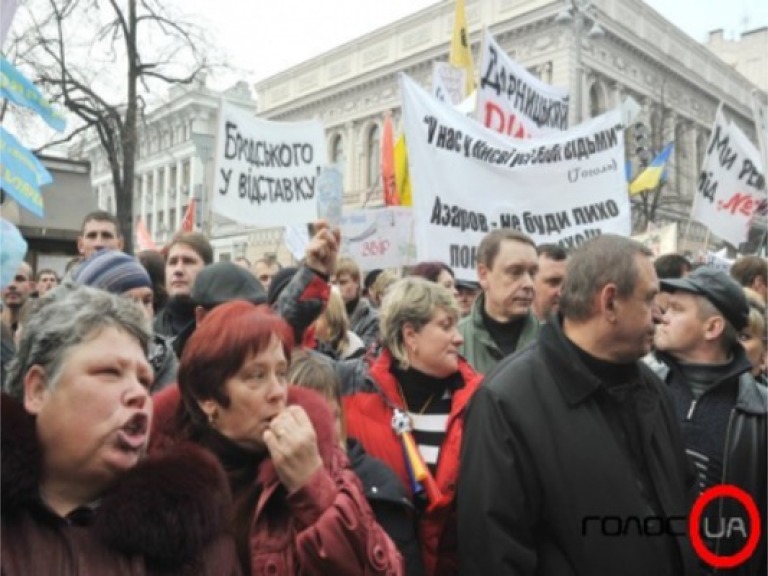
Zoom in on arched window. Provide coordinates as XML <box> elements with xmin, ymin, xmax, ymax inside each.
<box><xmin>366</xmin><ymin>124</ymin><xmax>380</xmax><ymax>188</ymax></box>
<box><xmin>331</xmin><ymin>134</ymin><xmax>345</xmax><ymax>175</ymax></box>
<box><xmin>674</xmin><ymin>124</ymin><xmax>686</xmax><ymax>195</ymax></box>
<box><xmin>588</xmin><ymin>81</ymin><xmax>607</xmax><ymax>118</ymax></box>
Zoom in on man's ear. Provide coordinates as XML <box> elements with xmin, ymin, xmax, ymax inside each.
<box><xmin>116</xmin><ymin>235</ymin><xmax>125</xmax><ymax>251</ymax></box>
<box><xmin>599</xmin><ymin>283</ymin><xmax>619</xmax><ymax>322</ymax></box>
<box><xmin>477</xmin><ymin>264</ymin><xmax>489</xmax><ymax>291</ymax></box>
<box><xmin>76</xmin><ymin>236</ymin><xmax>85</xmax><ymax>256</ymax></box>
<box><xmin>23</xmin><ymin>365</ymin><xmax>49</xmax><ymax>414</ymax></box>
<box><xmin>703</xmin><ymin>315</ymin><xmax>726</xmax><ymax>342</ymax></box>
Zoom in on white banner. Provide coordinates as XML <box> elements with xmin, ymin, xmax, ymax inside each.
<box><xmin>705</xmin><ymin>248</ymin><xmax>734</xmax><ymax>272</ymax></box>
<box><xmin>401</xmin><ymin>73</ymin><xmax>630</xmax><ymax>280</ymax></box>
<box><xmin>432</xmin><ymin>62</ymin><xmax>466</xmax><ymax>106</ymax></box>
<box><xmin>632</xmin><ymin>223</ymin><xmax>678</xmax><ymax>257</ymax></box>
<box><xmin>691</xmin><ymin>107</ymin><xmax>767</xmax><ymax>247</ymax></box>
<box><xmin>477</xmin><ymin>29</ymin><xmax>569</xmax><ymax>139</ymax></box>
<box><xmin>340</xmin><ymin>207</ymin><xmax>416</xmax><ymax>270</ymax></box>
<box><xmin>213</xmin><ymin>101</ymin><xmax>327</xmax><ymax>226</ymax></box>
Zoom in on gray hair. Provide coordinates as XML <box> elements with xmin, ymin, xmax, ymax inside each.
<box><xmin>379</xmin><ymin>277</ymin><xmax>459</xmax><ymax>368</ymax></box>
<box><xmin>559</xmin><ymin>235</ymin><xmax>654</xmax><ymax>322</ymax></box>
<box><xmin>697</xmin><ymin>296</ymin><xmax>740</xmax><ymax>352</ymax></box>
<box><xmin>6</xmin><ymin>283</ymin><xmax>151</xmax><ymax>398</ymax></box>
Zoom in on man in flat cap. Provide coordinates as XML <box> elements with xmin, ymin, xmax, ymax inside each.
<box><xmin>647</xmin><ymin>266</ymin><xmax>766</xmax><ymax>576</ymax></box>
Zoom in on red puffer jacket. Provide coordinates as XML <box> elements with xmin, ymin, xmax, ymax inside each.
<box><xmin>152</xmin><ymin>385</ymin><xmax>403</xmax><ymax>576</ymax></box>
<box><xmin>343</xmin><ymin>350</ymin><xmax>482</xmax><ymax>576</ymax></box>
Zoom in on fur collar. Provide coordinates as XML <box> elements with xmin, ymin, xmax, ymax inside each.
<box><xmin>1</xmin><ymin>393</ymin><xmax>233</xmax><ymax>569</ymax></box>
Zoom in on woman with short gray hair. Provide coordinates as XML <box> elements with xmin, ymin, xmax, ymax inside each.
<box><xmin>1</xmin><ymin>284</ymin><xmax>239</xmax><ymax>575</ymax></box>
<box><xmin>342</xmin><ymin>277</ymin><xmax>482</xmax><ymax>575</ymax></box>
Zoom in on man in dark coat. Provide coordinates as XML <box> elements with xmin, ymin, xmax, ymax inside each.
<box><xmin>649</xmin><ymin>267</ymin><xmax>766</xmax><ymax>575</ymax></box>
<box><xmin>458</xmin><ymin>234</ymin><xmax>697</xmax><ymax>576</ymax></box>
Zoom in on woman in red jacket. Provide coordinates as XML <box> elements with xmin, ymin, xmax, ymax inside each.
<box><xmin>341</xmin><ymin>277</ymin><xmax>482</xmax><ymax>576</ymax></box>
<box><xmin>168</xmin><ymin>300</ymin><xmax>402</xmax><ymax>576</ymax></box>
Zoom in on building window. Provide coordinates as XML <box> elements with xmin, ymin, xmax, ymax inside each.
<box><xmin>182</xmin><ymin>160</ymin><xmax>191</xmax><ymax>191</ymax></box>
<box><xmin>158</xmin><ymin>168</ymin><xmax>165</xmax><ymax>194</ymax></box>
<box><xmin>331</xmin><ymin>134</ymin><xmax>345</xmax><ymax>177</ymax></box>
<box><xmin>147</xmin><ymin>213</ymin><xmax>153</xmax><ymax>234</ymax></box>
<box><xmin>169</xmin><ymin>208</ymin><xmax>177</xmax><ymax>230</ymax></box>
<box><xmin>589</xmin><ymin>81</ymin><xmax>606</xmax><ymax>118</ymax></box>
<box><xmin>366</xmin><ymin>124</ymin><xmax>380</xmax><ymax>188</ymax></box>
<box><xmin>170</xmin><ymin>165</ymin><xmax>178</xmax><ymax>193</ymax></box>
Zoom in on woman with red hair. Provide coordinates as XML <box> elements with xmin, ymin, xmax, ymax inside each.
<box><xmin>162</xmin><ymin>300</ymin><xmax>402</xmax><ymax>576</ymax></box>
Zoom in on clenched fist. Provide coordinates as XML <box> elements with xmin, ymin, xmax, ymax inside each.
<box><xmin>263</xmin><ymin>405</ymin><xmax>323</xmax><ymax>493</ymax></box>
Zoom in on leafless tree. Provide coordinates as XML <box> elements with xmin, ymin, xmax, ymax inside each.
<box><xmin>9</xmin><ymin>0</ymin><xmax>213</xmax><ymax>253</ymax></box>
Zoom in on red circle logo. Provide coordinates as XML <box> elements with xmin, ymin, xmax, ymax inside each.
<box><xmin>688</xmin><ymin>484</ymin><xmax>761</xmax><ymax>569</ymax></box>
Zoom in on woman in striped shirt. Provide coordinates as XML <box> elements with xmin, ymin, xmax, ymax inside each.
<box><xmin>342</xmin><ymin>277</ymin><xmax>482</xmax><ymax>576</ymax></box>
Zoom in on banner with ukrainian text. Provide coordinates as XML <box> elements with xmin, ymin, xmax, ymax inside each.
<box><xmin>400</xmin><ymin>73</ymin><xmax>629</xmax><ymax>280</ymax></box>
<box><xmin>212</xmin><ymin>101</ymin><xmax>327</xmax><ymax>226</ymax></box>
<box><xmin>477</xmin><ymin>29</ymin><xmax>569</xmax><ymax>139</ymax></box>
<box><xmin>691</xmin><ymin>107</ymin><xmax>767</xmax><ymax>247</ymax></box>
<box><xmin>340</xmin><ymin>207</ymin><xmax>415</xmax><ymax>270</ymax></box>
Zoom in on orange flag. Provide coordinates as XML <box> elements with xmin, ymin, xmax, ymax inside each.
<box><xmin>135</xmin><ymin>218</ymin><xmax>156</xmax><ymax>251</ymax></box>
<box><xmin>381</xmin><ymin>113</ymin><xmax>399</xmax><ymax>206</ymax></box>
<box><xmin>180</xmin><ymin>199</ymin><xmax>195</xmax><ymax>232</ymax></box>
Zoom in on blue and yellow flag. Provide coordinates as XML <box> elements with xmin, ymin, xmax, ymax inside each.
<box><xmin>0</xmin><ymin>126</ymin><xmax>50</xmax><ymax>217</ymax></box>
<box><xmin>449</xmin><ymin>0</ymin><xmax>474</xmax><ymax>98</ymax></box>
<box><xmin>629</xmin><ymin>143</ymin><xmax>674</xmax><ymax>195</ymax></box>
<box><xmin>0</xmin><ymin>56</ymin><xmax>66</xmax><ymax>132</ymax></box>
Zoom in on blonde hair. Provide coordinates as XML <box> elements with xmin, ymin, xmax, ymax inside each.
<box><xmin>379</xmin><ymin>277</ymin><xmax>459</xmax><ymax>369</ymax></box>
<box><xmin>369</xmin><ymin>270</ymin><xmax>398</xmax><ymax>305</ymax></box>
<box><xmin>316</xmin><ymin>286</ymin><xmax>350</xmax><ymax>357</ymax></box>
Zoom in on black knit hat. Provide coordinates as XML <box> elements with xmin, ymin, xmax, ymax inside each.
<box><xmin>191</xmin><ymin>262</ymin><xmax>266</xmax><ymax>309</ymax></box>
<box><xmin>267</xmin><ymin>266</ymin><xmax>299</xmax><ymax>306</ymax></box>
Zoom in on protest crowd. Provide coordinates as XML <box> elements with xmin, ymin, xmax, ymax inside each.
<box><xmin>1</xmin><ymin>1</ymin><xmax>767</xmax><ymax>574</ymax></box>
<box><xmin>0</xmin><ymin>206</ymin><xmax>766</xmax><ymax>576</ymax></box>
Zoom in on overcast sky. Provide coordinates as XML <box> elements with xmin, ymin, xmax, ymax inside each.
<box><xmin>182</xmin><ymin>0</ymin><xmax>768</xmax><ymax>90</ymax></box>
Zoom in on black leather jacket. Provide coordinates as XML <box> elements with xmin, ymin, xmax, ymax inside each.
<box><xmin>646</xmin><ymin>350</ymin><xmax>767</xmax><ymax>576</ymax></box>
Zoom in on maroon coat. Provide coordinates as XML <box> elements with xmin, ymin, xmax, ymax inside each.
<box><xmin>1</xmin><ymin>394</ymin><xmax>240</xmax><ymax>576</ymax></box>
<box><xmin>152</xmin><ymin>385</ymin><xmax>404</xmax><ymax>576</ymax></box>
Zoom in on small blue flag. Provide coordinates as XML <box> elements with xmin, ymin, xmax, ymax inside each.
<box><xmin>0</xmin><ymin>56</ymin><xmax>66</xmax><ymax>132</ymax></box>
<box><xmin>0</xmin><ymin>126</ymin><xmax>50</xmax><ymax>217</ymax></box>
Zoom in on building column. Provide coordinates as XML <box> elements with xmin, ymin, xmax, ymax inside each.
<box><xmin>345</xmin><ymin>121</ymin><xmax>355</xmax><ymax>194</ymax></box>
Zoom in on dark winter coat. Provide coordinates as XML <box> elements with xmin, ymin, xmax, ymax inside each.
<box><xmin>0</xmin><ymin>394</ymin><xmax>240</xmax><ymax>576</ymax></box>
<box><xmin>457</xmin><ymin>317</ymin><xmax>698</xmax><ymax>576</ymax></box>
<box><xmin>348</xmin><ymin>438</ymin><xmax>426</xmax><ymax>576</ymax></box>
<box><xmin>647</xmin><ymin>349</ymin><xmax>767</xmax><ymax>576</ymax></box>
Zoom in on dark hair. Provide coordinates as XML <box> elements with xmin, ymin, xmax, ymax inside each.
<box><xmin>477</xmin><ymin>229</ymin><xmax>536</xmax><ymax>269</ymax></box>
<box><xmin>35</xmin><ymin>268</ymin><xmax>59</xmax><ymax>281</ymax></box>
<box><xmin>138</xmin><ymin>249</ymin><xmax>168</xmax><ymax>313</ymax></box>
<box><xmin>408</xmin><ymin>261</ymin><xmax>454</xmax><ymax>283</ymax></box>
<box><xmin>559</xmin><ymin>235</ymin><xmax>654</xmax><ymax>322</ymax></box>
<box><xmin>166</xmin><ymin>232</ymin><xmax>214</xmax><ymax>265</ymax></box>
<box><xmin>730</xmin><ymin>255</ymin><xmax>767</xmax><ymax>288</ymax></box>
<box><xmin>177</xmin><ymin>301</ymin><xmax>293</xmax><ymax>432</ymax></box>
<box><xmin>536</xmin><ymin>243</ymin><xmax>568</xmax><ymax>261</ymax></box>
<box><xmin>654</xmin><ymin>253</ymin><xmax>691</xmax><ymax>279</ymax></box>
<box><xmin>80</xmin><ymin>210</ymin><xmax>121</xmax><ymax>236</ymax></box>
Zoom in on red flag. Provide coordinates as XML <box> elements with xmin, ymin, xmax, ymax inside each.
<box><xmin>381</xmin><ymin>113</ymin><xmax>398</xmax><ymax>206</ymax></box>
<box><xmin>180</xmin><ymin>199</ymin><xmax>195</xmax><ymax>232</ymax></box>
<box><xmin>135</xmin><ymin>218</ymin><xmax>156</xmax><ymax>251</ymax></box>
